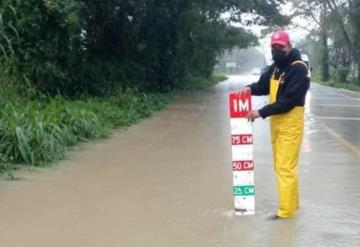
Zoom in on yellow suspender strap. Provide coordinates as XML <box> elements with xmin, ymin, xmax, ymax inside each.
<box><xmin>291</xmin><ymin>60</ymin><xmax>309</xmax><ymax>70</ymax></box>
<box><xmin>271</xmin><ymin>70</ymin><xmax>285</xmax><ymax>79</ymax></box>
<box><xmin>272</xmin><ymin>60</ymin><xmax>306</xmax><ymax>79</ymax></box>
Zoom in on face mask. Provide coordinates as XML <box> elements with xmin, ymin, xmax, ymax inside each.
<box><xmin>272</xmin><ymin>49</ymin><xmax>287</xmax><ymax>67</ymax></box>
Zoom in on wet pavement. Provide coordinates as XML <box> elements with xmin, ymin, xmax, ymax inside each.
<box><xmin>0</xmin><ymin>75</ymin><xmax>359</xmax><ymax>247</ymax></box>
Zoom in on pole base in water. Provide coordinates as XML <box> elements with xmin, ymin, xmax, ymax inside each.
<box><xmin>234</xmin><ymin>208</ymin><xmax>255</xmax><ymax>216</ymax></box>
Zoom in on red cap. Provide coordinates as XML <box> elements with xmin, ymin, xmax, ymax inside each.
<box><xmin>271</xmin><ymin>29</ymin><xmax>290</xmax><ymax>46</ymax></box>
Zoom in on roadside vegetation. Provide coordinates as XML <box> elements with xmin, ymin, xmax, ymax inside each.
<box><xmin>291</xmin><ymin>0</ymin><xmax>360</xmax><ymax>90</ymax></box>
<box><xmin>312</xmin><ymin>75</ymin><xmax>360</xmax><ymax>92</ymax></box>
<box><xmin>0</xmin><ymin>1</ymin><xmax>287</xmax><ymax>176</ymax></box>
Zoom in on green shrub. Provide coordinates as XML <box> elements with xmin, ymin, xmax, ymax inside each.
<box><xmin>0</xmin><ymin>90</ymin><xmax>172</xmax><ymax>168</ymax></box>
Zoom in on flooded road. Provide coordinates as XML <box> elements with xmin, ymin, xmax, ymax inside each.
<box><xmin>0</xmin><ymin>75</ymin><xmax>359</xmax><ymax>247</ymax></box>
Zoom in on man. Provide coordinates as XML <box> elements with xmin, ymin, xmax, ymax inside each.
<box><xmin>240</xmin><ymin>29</ymin><xmax>310</xmax><ymax>219</ymax></box>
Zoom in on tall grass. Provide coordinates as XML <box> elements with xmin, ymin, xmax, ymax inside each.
<box><xmin>0</xmin><ymin>74</ymin><xmax>219</xmax><ymax>173</ymax></box>
<box><xmin>0</xmin><ymin>87</ymin><xmax>171</xmax><ymax>168</ymax></box>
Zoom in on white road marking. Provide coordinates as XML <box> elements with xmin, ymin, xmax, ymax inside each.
<box><xmin>315</xmin><ymin>116</ymin><xmax>360</xmax><ymax>121</ymax></box>
<box><xmin>319</xmin><ymin>121</ymin><xmax>360</xmax><ymax>161</ymax></box>
<box><xmin>312</xmin><ymin>104</ymin><xmax>360</xmax><ymax>107</ymax></box>
<box><xmin>311</xmin><ymin>97</ymin><xmax>360</xmax><ymax>101</ymax></box>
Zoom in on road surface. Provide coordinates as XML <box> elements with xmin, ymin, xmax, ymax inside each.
<box><xmin>0</xmin><ymin>75</ymin><xmax>359</xmax><ymax>247</ymax></box>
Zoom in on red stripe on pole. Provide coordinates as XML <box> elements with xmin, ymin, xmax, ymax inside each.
<box><xmin>231</xmin><ymin>134</ymin><xmax>253</xmax><ymax>145</ymax></box>
<box><xmin>229</xmin><ymin>91</ymin><xmax>252</xmax><ymax>118</ymax></box>
<box><xmin>232</xmin><ymin>161</ymin><xmax>254</xmax><ymax>171</ymax></box>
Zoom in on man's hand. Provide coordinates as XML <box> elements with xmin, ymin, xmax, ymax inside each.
<box><xmin>237</xmin><ymin>87</ymin><xmax>251</xmax><ymax>95</ymax></box>
<box><xmin>246</xmin><ymin>110</ymin><xmax>261</xmax><ymax>122</ymax></box>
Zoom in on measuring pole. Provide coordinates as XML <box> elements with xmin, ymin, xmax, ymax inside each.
<box><xmin>229</xmin><ymin>91</ymin><xmax>255</xmax><ymax>215</ymax></box>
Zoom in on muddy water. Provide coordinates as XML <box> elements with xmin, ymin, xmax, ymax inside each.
<box><xmin>0</xmin><ymin>76</ymin><xmax>359</xmax><ymax>247</ymax></box>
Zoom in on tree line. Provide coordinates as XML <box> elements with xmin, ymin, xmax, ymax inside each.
<box><xmin>292</xmin><ymin>0</ymin><xmax>360</xmax><ymax>85</ymax></box>
<box><xmin>0</xmin><ymin>0</ymin><xmax>287</xmax><ymax>96</ymax></box>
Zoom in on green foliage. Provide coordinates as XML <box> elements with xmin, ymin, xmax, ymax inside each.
<box><xmin>0</xmin><ymin>0</ymin><xmax>286</xmax><ymax>95</ymax></box>
<box><xmin>0</xmin><ymin>0</ymin><xmax>286</xmax><ymax>174</ymax></box>
<box><xmin>3</xmin><ymin>0</ymin><xmax>83</xmax><ymax>93</ymax></box>
<box><xmin>312</xmin><ymin>73</ymin><xmax>360</xmax><ymax>92</ymax></box>
<box><xmin>0</xmin><ymin>73</ymin><xmax>215</xmax><ymax>172</ymax></box>
<box><xmin>0</xmin><ymin>89</ymin><xmax>172</xmax><ymax>168</ymax></box>
<box><xmin>0</xmin><ymin>2</ymin><xmax>18</xmax><ymax>62</ymax></box>
<box><xmin>293</xmin><ymin>0</ymin><xmax>360</xmax><ymax>86</ymax></box>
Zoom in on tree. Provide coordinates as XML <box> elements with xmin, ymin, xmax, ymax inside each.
<box><xmin>291</xmin><ymin>0</ymin><xmax>360</xmax><ymax>84</ymax></box>
<box><xmin>1</xmin><ymin>0</ymin><xmax>289</xmax><ymax>95</ymax></box>
<box><xmin>291</xmin><ymin>0</ymin><xmax>330</xmax><ymax>81</ymax></box>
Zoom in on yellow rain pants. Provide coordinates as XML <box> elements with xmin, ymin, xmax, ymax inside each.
<box><xmin>269</xmin><ymin>60</ymin><xmax>307</xmax><ymax>218</ymax></box>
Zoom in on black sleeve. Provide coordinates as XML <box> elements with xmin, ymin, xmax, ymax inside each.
<box><xmin>259</xmin><ymin>64</ymin><xmax>310</xmax><ymax>118</ymax></box>
<box><xmin>247</xmin><ymin>66</ymin><xmax>272</xmax><ymax>96</ymax></box>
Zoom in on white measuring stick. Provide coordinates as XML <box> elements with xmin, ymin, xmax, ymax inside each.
<box><xmin>229</xmin><ymin>92</ymin><xmax>255</xmax><ymax>215</ymax></box>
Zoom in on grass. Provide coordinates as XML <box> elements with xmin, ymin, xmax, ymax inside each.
<box><xmin>312</xmin><ymin>75</ymin><xmax>360</xmax><ymax>92</ymax></box>
<box><xmin>0</xmin><ymin>75</ymin><xmax>222</xmax><ymax>177</ymax></box>
<box><xmin>0</xmin><ymin>89</ymin><xmax>172</xmax><ymax>177</ymax></box>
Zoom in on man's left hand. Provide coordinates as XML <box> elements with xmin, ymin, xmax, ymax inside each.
<box><xmin>246</xmin><ymin>110</ymin><xmax>261</xmax><ymax>122</ymax></box>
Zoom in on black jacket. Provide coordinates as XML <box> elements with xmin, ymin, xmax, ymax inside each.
<box><xmin>248</xmin><ymin>48</ymin><xmax>310</xmax><ymax>118</ymax></box>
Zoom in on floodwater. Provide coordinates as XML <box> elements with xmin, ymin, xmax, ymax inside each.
<box><xmin>0</xmin><ymin>75</ymin><xmax>359</xmax><ymax>247</ymax></box>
